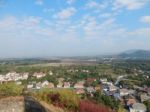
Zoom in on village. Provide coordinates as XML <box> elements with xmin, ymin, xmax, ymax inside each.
<box><xmin>0</xmin><ymin>69</ymin><xmax>150</xmax><ymax>112</ymax></box>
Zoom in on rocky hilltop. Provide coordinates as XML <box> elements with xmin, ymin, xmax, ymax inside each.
<box><xmin>0</xmin><ymin>96</ymin><xmax>64</xmax><ymax>112</ymax></box>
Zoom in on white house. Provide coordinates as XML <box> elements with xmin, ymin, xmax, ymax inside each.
<box><xmin>130</xmin><ymin>103</ymin><xmax>147</xmax><ymax>112</ymax></box>
<box><xmin>109</xmin><ymin>85</ymin><xmax>118</xmax><ymax>92</ymax></box>
<box><xmin>42</xmin><ymin>80</ymin><xmax>49</xmax><ymax>87</ymax></box>
<box><xmin>119</xmin><ymin>89</ymin><xmax>129</xmax><ymax>97</ymax></box>
<box><xmin>33</xmin><ymin>72</ymin><xmax>46</xmax><ymax>79</ymax></box>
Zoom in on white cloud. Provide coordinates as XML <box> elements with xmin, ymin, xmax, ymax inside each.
<box><xmin>113</xmin><ymin>0</ymin><xmax>148</xmax><ymax>10</ymax></box>
<box><xmin>43</xmin><ymin>8</ymin><xmax>55</xmax><ymax>13</ymax></box>
<box><xmin>140</xmin><ymin>16</ymin><xmax>150</xmax><ymax>23</ymax></box>
<box><xmin>0</xmin><ymin>14</ymin><xmax>150</xmax><ymax>57</ymax></box>
<box><xmin>85</xmin><ymin>1</ymin><xmax>108</xmax><ymax>10</ymax></box>
<box><xmin>35</xmin><ymin>0</ymin><xmax>43</xmax><ymax>5</ymax></box>
<box><xmin>66</xmin><ymin>0</ymin><xmax>75</xmax><ymax>5</ymax></box>
<box><xmin>53</xmin><ymin>7</ymin><xmax>76</xmax><ymax>19</ymax></box>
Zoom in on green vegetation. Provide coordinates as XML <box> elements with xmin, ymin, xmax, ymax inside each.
<box><xmin>93</xmin><ymin>91</ymin><xmax>120</xmax><ymax>110</ymax></box>
<box><xmin>0</xmin><ymin>83</ymin><xmax>23</xmax><ymax>97</ymax></box>
<box><xmin>143</xmin><ymin>101</ymin><xmax>150</xmax><ymax>112</ymax></box>
<box><xmin>33</xmin><ymin>89</ymin><xmax>79</xmax><ymax>111</ymax></box>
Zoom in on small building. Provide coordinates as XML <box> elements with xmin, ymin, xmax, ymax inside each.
<box><xmin>87</xmin><ymin>87</ymin><xmax>95</xmax><ymax>93</ymax></box>
<box><xmin>27</xmin><ymin>84</ymin><xmax>33</xmax><ymax>89</ymax></box>
<box><xmin>49</xmin><ymin>71</ymin><xmax>53</xmax><ymax>75</ymax></box>
<box><xmin>33</xmin><ymin>72</ymin><xmax>46</xmax><ymax>79</ymax></box>
<box><xmin>120</xmin><ymin>89</ymin><xmax>129</xmax><ymax>97</ymax></box>
<box><xmin>100</xmin><ymin>78</ymin><xmax>107</xmax><ymax>83</ymax></box>
<box><xmin>129</xmin><ymin>103</ymin><xmax>147</xmax><ymax>112</ymax></box>
<box><xmin>36</xmin><ymin>82</ymin><xmax>42</xmax><ymax>89</ymax></box>
<box><xmin>140</xmin><ymin>94</ymin><xmax>150</xmax><ymax>102</ymax></box>
<box><xmin>109</xmin><ymin>85</ymin><xmax>118</xmax><ymax>92</ymax></box>
<box><xmin>74</xmin><ymin>81</ymin><xmax>85</xmax><ymax>89</ymax></box>
<box><xmin>126</xmin><ymin>98</ymin><xmax>136</xmax><ymax>107</ymax></box>
<box><xmin>63</xmin><ymin>82</ymin><xmax>70</xmax><ymax>88</ymax></box>
<box><xmin>42</xmin><ymin>80</ymin><xmax>49</xmax><ymax>87</ymax></box>
<box><xmin>57</xmin><ymin>82</ymin><xmax>63</xmax><ymax>88</ymax></box>
<box><xmin>47</xmin><ymin>82</ymin><xmax>55</xmax><ymax>88</ymax></box>
<box><xmin>75</xmin><ymin>89</ymin><xmax>85</xmax><ymax>94</ymax></box>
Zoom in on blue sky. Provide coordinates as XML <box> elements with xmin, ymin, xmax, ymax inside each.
<box><xmin>0</xmin><ymin>0</ymin><xmax>150</xmax><ymax>58</ymax></box>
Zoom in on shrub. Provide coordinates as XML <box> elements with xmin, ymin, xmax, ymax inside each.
<box><xmin>0</xmin><ymin>83</ymin><xmax>23</xmax><ymax>96</ymax></box>
<box><xmin>79</xmin><ymin>100</ymin><xmax>110</xmax><ymax>112</ymax></box>
<box><xmin>47</xmin><ymin>89</ymin><xmax>79</xmax><ymax>111</ymax></box>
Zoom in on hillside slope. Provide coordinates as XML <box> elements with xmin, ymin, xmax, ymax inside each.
<box><xmin>0</xmin><ymin>96</ymin><xmax>64</xmax><ymax>112</ymax></box>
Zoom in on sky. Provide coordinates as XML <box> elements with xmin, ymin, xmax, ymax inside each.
<box><xmin>0</xmin><ymin>0</ymin><xmax>150</xmax><ymax>58</ymax></box>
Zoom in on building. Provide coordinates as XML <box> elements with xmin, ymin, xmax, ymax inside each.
<box><xmin>36</xmin><ymin>82</ymin><xmax>42</xmax><ymax>89</ymax></box>
<box><xmin>109</xmin><ymin>85</ymin><xmax>118</xmax><ymax>92</ymax></box>
<box><xmin>126</xmin><ymin>98</ymin><xmax>136</xmax><ymax>107</ymax></box>
<box><xmin>129</xmin><ymin>103</ymin><xmax>147</xmax><ymax>112</ymax></box>
<box><xmin>140</xmin><ymin>94</ymin><xmax>150</xmax><ymax>102</ymax></box>
<box><xmin>33</xmin><ymin>72</ymin><xmax>46</xmax><ymax>79</ymax></box>
<box><xmin>47</xmin><ymin>82</ymin><xmax>55</xmax><ymax>88</ymax></box>
<box><xmin>75</xmin><ymin>89</ymin><xmax>85</xmax><ymax>94</ymax></box>
<box><xmin>120</xmin><ymin>89</ymin><xmax>129</xmax><ymax>97</ymax></box>
<box><xmin>87</xmin><ymin>87</ymin><xmax>95</xmax><ymax>93</ymax></box>
<box><xmin>42</xmin><ymin>80</ymin><xmax>49</xmax><ymax>87</ymax></box>
<box><xmin>57</xmin><ymin>82</ymin><xmax>63</xmax><ymax>88</ymax></box>
<box><xmin>74</xmin><ymin>81</ymin><xmax>85</xmax><ymax>89</ymax></box>
<box><xmin>63</xmin><ymin>82</ymin><xmax>70</xmax><ymax>88</ymax></box>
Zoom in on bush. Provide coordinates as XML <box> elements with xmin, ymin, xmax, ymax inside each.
<box><xmin>93</xmin><ymin>91</ymin><xmax>120</xmax><ymax>110</ymax></box>
<box><xmin>79</xmin><ymin>100</ymin><xmax>110</xmax><ymax>112</ymax></box>
<box><xmin>0</xmin><ymin>83</ymin><xmax>23</xmax><ymax>96</ymax></box>
<box><xmin>47</xmin><ymin>89</ymin><xmax>79</xmax><ymax>111</ymax></box>
<box><xmin>34</xmin><ymin>89</ymin><xmax>79</xmax><ymax>111</ymax></box>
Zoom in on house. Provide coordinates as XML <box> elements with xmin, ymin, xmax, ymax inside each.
<box><xmin>82</xmin><ymin>70</ymin><xmax>89</xmax><ymax>73</ymax></box>
<box><xmin>146</xmin><ymin>88</ymin><xmax>150</xmax><ymax>95</ymax></box>
<box><xmin>21</xmin><ymin>73</ymin><xmax>29</xmax><ymax>80</ymax></box>
<box><xmin>36</xmin><ymin>82</ymin><xmax>42</xmax><ymax>89</ymax></box>
<box><xmin>27</xmin><ymin>84</ymin><xmax>33</xmax><ymax>89</ymax></box>
<box><xmin>100</xmin><ymin>78</ymin><xmax>107</xmax><ymax>83</ymax></box>
<box><xmin>74</xmin><ymin>81</ymin><xmax>85</xmax><ymax>89</ymax></box>
<box><xmin>47</xmin><ymin>82</ymin><xmax>54</xmax><ymax>88</ymax></box>
<box><xmin>75</xmin><ymin>89</ymin><xmax>85</xmax><ymax>94</ymax></box>
<box><xmin>33</xmin><ymin>72</ymin><xmax>46</xmax><ymax>79</ymax></box>
<box><xmin>128</xmin><ymin>89</ymin><xmax>136</xmax><ymax>95</ymax></box>
<box><xmin>119</xmin><ymin>89</ymin><xmax>129</xmax><ymax>97</ymax></box>
<box><xmin>126</xmin><ymin>98</ymin><xmax>136</xmax><ymax>107</ymax></box>
<box><xmin>87</xmin><ymin>87</ymin><xmax>95</xmax><ymax>93</ymax></box>
<box><xmin>109</xmin><ymin>85</ymin><xmax>118</xmax><ymax>92</ymax></box>
<box><xmin>129</xmin><ymin>103</ymin><xmax>147</xmax><ymax>112</ymax></box>
<box><xmin>57</xmin><ymin>82</ymin><xmax>63</xmax><ymax>88</ymax></box>
<box><xmin>140</xmin><ymin>94</ymin><xmax>150</xmax><ymax>102</ymax></box>
<box><xmin>42</xmin><ymin>80</ymin><xmax>49</xmax><ymax>87</ymax></box>
<box><xmin>49</xmin><ymin>71</ymin><xmax>53</xmax><ymax>75</ymax></box>
<box><xmin>63</xmin><ymin>82</ymin><xmax>70</xmax><ymax>88</ymax></box>
<box><xmin>113</xmin><ymin>93</ymin><xmax>121</xmax><ymax>100</ymax></box>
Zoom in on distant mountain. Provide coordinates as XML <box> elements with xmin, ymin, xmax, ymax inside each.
<box><xmin>118</xmin><ymin>49</ymin><xmax>150</xmax><ymax>59</ymax></box>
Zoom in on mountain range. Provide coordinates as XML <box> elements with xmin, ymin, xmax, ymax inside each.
<box><xmin>118</xmin><ymin>49</ymin><xmax>150</xmax><ymax>59</ymax></box>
